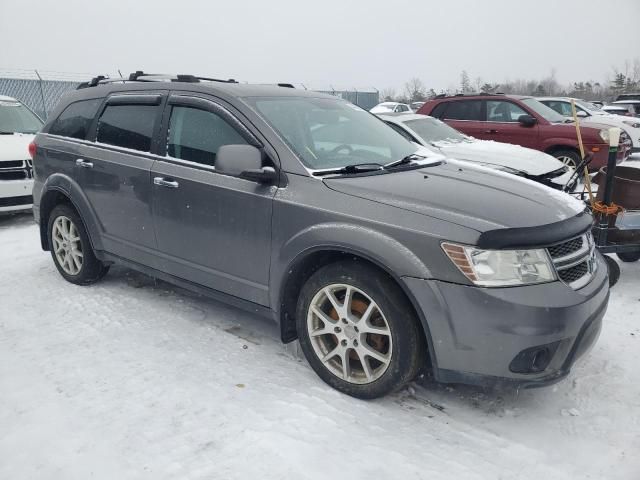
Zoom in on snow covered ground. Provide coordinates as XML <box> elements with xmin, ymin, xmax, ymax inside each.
<box><xmin>1</xmin><ymin>193</ymin><xmax>639</xmax><ymax>479</ymax></box>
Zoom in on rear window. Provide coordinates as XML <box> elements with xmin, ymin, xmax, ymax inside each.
<box><xmin>48</xmin><ymin>99</ymin><xmax>102</xmax><ymax>139</ymax></box>
<box><xmin>0</xmin><ymin>101</ymin><xmax>43</xmax><ymax>134</ymax></box>
<box><xmin>442</xmin><ymin>100</ymin><xmax>482</xmax><ymax>120</ymax></box>
<box><xmin>96</xmin><ymin>104</ymin><xmax>157</xmax><ymax>152</ymax></box>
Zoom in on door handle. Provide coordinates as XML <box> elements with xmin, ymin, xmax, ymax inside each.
<box><xmin>153</xmin><ymin>177</ymin><xmax>179</xmax><ymax>188</ymax></box>
<box><xmin>75</xmin><ymin>158</ymin><xmax>93</xmax><ymax>168</ymax></box>
<box><xmin>484</xmin><ymin>129</ymin><xmax>499</xmax><ymax>134</ymax></box>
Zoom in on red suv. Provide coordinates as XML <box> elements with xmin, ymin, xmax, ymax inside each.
<box><xmin>418</xmin><ymin>94</ymin><xmax>630</xmax><ymax>169</ymax></box>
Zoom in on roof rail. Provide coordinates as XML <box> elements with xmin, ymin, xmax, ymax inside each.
<box><xmin>277</xmin><ymin>83</ymin><xmax>295</xmax><ymax>88</ymax></box>
<box><xmin>432</xmin><ymin>92</ymin><xmax>506</xmax><ymax>99</ymax></box>
<box><xmin>77</xmin><ymin>71</ymin><xmax>239</xmax><ymax>89</ymax></box>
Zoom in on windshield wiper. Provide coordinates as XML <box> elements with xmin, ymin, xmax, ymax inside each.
<box><xmin>384</xmin><ymin>153</ymin><xmax>426</xmax><ymax>169</ymax></box>
<box><xmin>0</xmin><ymin>130</ymin><xmax>15</xmax><ymax>135</ymax></box>
<box><xmin>313</xmin><ymin>163</ymin><xmax>384</xmax><ymax>176</ymax></box>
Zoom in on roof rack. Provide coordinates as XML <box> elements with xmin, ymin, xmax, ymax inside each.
<box><xmin>433</xmin><ymin>92</ymin><xmax>505</xmax><ymax>99</ymax></box>
<box><xmin>77</xmin><ymin>71</ymin><xmax>239</xmax><ymax>89</ymax></box>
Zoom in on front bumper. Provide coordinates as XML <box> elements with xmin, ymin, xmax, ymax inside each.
<box><xmin>404</xmin><ymin>253</ymin><xmax>609</xmax><ymax>388</ymax></box>
<box><xmin>0</xmin><ymin>179</ymin><xmax>33</xmax><ymax>213</ymax></box>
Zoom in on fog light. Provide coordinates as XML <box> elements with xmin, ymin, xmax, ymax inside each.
<box><xmin>509</xmin><ymin>342</ymin><xmax>561</xmax><ymax>374</ymax></box>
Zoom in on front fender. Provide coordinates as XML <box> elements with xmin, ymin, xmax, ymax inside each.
<box><xmin>270</xmin><ymin>222</ymin><xmax>432</xmax><ymax>310</ymax></box>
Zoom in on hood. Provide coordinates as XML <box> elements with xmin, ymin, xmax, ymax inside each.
<box><xmin>432</xmin><ymin>139</ymin><xmax>564</xmax><ymax>176</ymax></box>
<box><xmin>324</xmin><ymin>160</ymin><xmax>585</xmax><ymax>233</ymax></box>
<box><xmin>0</xmin><ymin>133</ymin><xmax>34</xmax><ymax>162</ymax></box>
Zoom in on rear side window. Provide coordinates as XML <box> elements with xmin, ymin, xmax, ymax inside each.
<box><xmin>48</xmin><ymin>99</ymin><xmax>101</xmax><ymax>139</ymax></box>
<box><xmin>442</xmin><ymin>100</ymin><xmax>482</xmax><ymax>120</ymax></box>
<box><xmin>167</xmin><ymin>106</ymin><xmax>247</xmax><ymax>166</ymax></box>
<box><xmin>429</xmin><ymin>102</ymin><xmax>447</xmax><ymax>118</ymax></box>
<box><xmin>96</xmin><ymin>104</ymin><xmax>157</xmax><ymax>152</ymax></box>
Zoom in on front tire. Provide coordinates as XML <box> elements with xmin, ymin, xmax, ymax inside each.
<box><xmin>48</xmin><ymin>204</ymin><xmax>109</xmax><ymax>285</ymax></box>
<box><xmin>552</xmin><ymin>149</ymin><xmax>580</xmax><ymax>169</ymax></box>
<box><xmin>603</xmin><ymin>255</ymin><xmax>620</xmax><ymax>287</ymax></box>
<box><xmin>296</xmin><ymin>261</ymin><xmax>424</xmax><ymax>399</ymax></box>
<box><xmin>617</xmin><ymin>251</ymin><xmax>640</xmax><ymax>263</ymax></box>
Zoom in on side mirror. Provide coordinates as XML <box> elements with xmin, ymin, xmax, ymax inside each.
<box><xmin>216</xmin><ymin>144</ymin><xmax>276</xmax><ymax>183</ymax></box>
<box><xmin>518</xmin><ymin>114</ymin><xmax>537</xmax><ymax>127</ymax></box>
<box><xmin>576</xmin><ymin>110</ymin><xmax>588</xmax><ymax>118</ymax></box>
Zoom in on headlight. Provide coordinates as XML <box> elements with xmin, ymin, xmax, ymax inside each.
<box><xmin>598</xmin><ymin>129</ymin><xmax>609</xmax><ymax>143</ymax></box>
<box><xmin>442</xmin><ymin>243</ymin><xmax>556</xmax><ymax>287</ymax></box>
<box><xmin>622</xmin><ymin>120</ymin><xmax>640</xmax><ymax>128</ymax></box>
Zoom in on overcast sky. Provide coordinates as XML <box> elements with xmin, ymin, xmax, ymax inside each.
<box><xmin>1</xmin><ymin>0</ymin><xmax>639</xmax><ymax>91</ymax></box>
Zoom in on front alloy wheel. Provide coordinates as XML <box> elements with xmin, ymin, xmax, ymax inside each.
<box><xmin>307</xmin><ymin>284</ymin><xmax>392</xmax><ymax>384</ymax></box>
<box><xmin>296</xmin><ymin>261</ymin><xmax>425</xmax><ymax>399</ymax></box>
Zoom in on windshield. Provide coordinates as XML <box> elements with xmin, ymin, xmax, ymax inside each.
<box><xmin>246</xmin><ymin>97</ymin><xmax>417</xmax><ymax>170</ymax></box>
<box><xmin>521</xmin><ymin>98</ymin><xmax>567</xmax><ymax>123</ymax></box>
<box><xmin>0</xmin><ymin>101</ymin><xmax>43</xmax><ymax>134</ymax></box>
<box><xmin>404</xmin><ymin>117</ymin><xmax>468</xmax><ymax>143</ymax></box>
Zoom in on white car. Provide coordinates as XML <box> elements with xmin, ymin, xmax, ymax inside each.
<box><xmin>369</xmin><ymin>102</ymin><xmax>411</xmax><ymax>114</ymax></box>
<box><xmin>539</xmin><ymin>97</ymin><xmax>640</xmax><ymax>154</ymax></box>
<box><xmin>0</xmin><ymin>95</ymin><xmax>43</xmax><ymax>213</ymax></box>
<box><xmin>602</xmin><ymin>104</ymin><xmax>635</xmax><ymax>117</ymax></box>
<box><xmin>379</xmin><ymin>113</ymin><xmax>576</xmax><ymax>190</ymax></box>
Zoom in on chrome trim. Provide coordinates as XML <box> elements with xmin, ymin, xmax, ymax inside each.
<box><xmin>548</xmin><ymin>233</ymin><xmax>596</xmax><ymax>290</ymax></box>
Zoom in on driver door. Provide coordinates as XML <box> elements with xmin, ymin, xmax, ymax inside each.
<box><xmin>151</xmin><ymin>95</ymin><xmax>276</xmax><ymax>306</ymax></box>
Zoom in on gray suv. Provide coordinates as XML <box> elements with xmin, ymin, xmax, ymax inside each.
<box><xmin>30</xmin><ymin>73</ymin><xmax>609</xmax><ymax>399</ymax></box>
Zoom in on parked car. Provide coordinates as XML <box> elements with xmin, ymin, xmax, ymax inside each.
<box><xmin>0</xmin><ymin>95</ymin><xmax>43</xmax><ymax>213</ymax></box>
<box><xmin>615</xmin><ymin>93</ymin><xmax>640</xmax><ymax>101</ymax></box>
<box><xmin>32</xmin><ymin>73</ymin><xmax>609</xmax><ymax>399</ymax></box>
<box><xmin>418</xmin><ymin>93</ymin><xmax>630</xmax><ymax>169</ymax></box>
<box><xmin>370</xmin><ymin>102</ymin><xmax>411</xmax><ymax>113</ymax></box>
<box><xmin>602</xmin><ymin>104</ymin><xmax>636</xmax><ymax>117</ymax></box>
<box><xmin>609</xmin><ymin>100</ymin><xmax>640</xmax><ymax>117</ymax></box>
<box><xmin>539</xmin><ymin>97</ymin><xmax>639</xmax><ymax>153</ymax></box>
<box><xmin>378</xmin><ymin>113</ymin><xmax>576</xmax><ymax>190</ymax></box>
<box><xmin>410</xmin><ymin>101</ymin><xmax>425</xmax><ymax>112</ymax></box>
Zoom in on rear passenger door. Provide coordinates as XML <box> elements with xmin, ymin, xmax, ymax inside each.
<box><xmin>150</xmin><ymin>94</ymin><xmax>275</xmax><ymax>306</ymax></box>
<box><xmin>438</xmin><ymin>100</ymin><xmax>486</xmax><ymax>139</ymax></box>
<box><xmin>79</xmin><ymin>93</ymin><xmax>164</xmax><ymax>262</ymax></box>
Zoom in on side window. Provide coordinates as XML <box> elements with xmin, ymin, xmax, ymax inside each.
<box><xmin>167</xmin><ymin>106</ymin><xmax>248</xmax><ymax>167</ymax></box>
<box><xmin>397</xmin><ymin>105</ymin><xmax>409</xmax><ymax>112</ymax></box>
<box><xmin>48</xmin><ymin>99</ymin><xmax>102</xmax><ymax>139</ymax></box>
<box><xmin>545</xmin><ymin>101</ymin><xmax>573</xmax><ymax>116</ymax></box>
<box><xmin>430</xmin><ymin>102</ymin><xmax>447</xmax><ymax>119</ymax></box>
<box><xmin>486</xmin><ymin>100</ymin><xmax>528</xmax><ymax>122</ymax></box>
<box><xmin>442</xmin><ymin>100</ymin><xmax>482</xmax><ymax>120</ymax></box>
<box><xmin>96</xmin><ymin>104</ymin><xmax>157</xmax><ymax>152</ymax></box>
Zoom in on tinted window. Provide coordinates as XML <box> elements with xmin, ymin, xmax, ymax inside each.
<box><xmin>167</xmin><ymin>106</ymin><xmax>247</xmax><ymax>166</ymax></box>
<box><xmin>442</xmin><ymin>100</ymin><xmax>482</xmax><ymax>120</ymax></box>
<box><xmin>49</xmin><ymin>99</ymin><xmax>101</xmax><ymax>139</ymax></box>
<box><xmin>0</xmin><ymin>100</ymin><xmax>44</xmax><ymax>134</ymax></box>
<box><xmin>486</xmin><ymin>100</ymin><xmax>528</xmax><ymax>122</ymax></box>
<box><xmin>430</xmin><ymin>102</ymin><xmax>447</xmax><ymax>118</ymax></box>
<box><xmin>97</xmin><ymin>104</ymin><xmax>157</xmax><ymax>152</ymax></box>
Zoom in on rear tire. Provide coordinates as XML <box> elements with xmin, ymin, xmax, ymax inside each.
<box><xmin>47</xmin><ymin>204</ymin><xmax>109</xmax><ymax>285</ymax></box>
<box><xmin>604</xmin><ymin>255</ymin><xmax>620</xmax><ymax>287</ymax></box>
<box><xmin>617</xmin><ymin>251</ymin><xmax>640</xmax><ymax>263</ymax></box>
<box><xmin>551</xmin><ymin>149</ymin><xmax>580</xmax><ymax>169</ymax></box>
<box><xmin>296</xmin><ymin>261</ymin><xmax>425</xmax><ymax>399</ymax></box>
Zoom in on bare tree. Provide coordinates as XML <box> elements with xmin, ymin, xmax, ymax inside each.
<box><xmin>460</xmin><ymin>70</ymin><xmax>472</xmax><ymax>93</ymax></box>
<box><xmin>404</xmin><ymin>78</ymin><xmax>426</xmax><ymax>102</ymax></box>
<box><xmin>380</xmin><ymin>87</ymin><xmax>397</xmax><ymax>102</ymax></box>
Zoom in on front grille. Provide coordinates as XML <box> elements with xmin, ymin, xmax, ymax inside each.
<box><xmin>0</xmin><ymin>195</ymin><xmax>33</xmax><ymax>207</ymax></box>
<box><xmin>0</xmin><ymin>159</ymin><xmax>33</xmax><ymax>181</ymax></box>
<box><xmin>558</xmin><ymin>262</ymin><xmax>589</xmax><ymax>283</ymax></box>
<box><xmin>548</xmin><ymin>237</ymin><xmax>583</xmax><ymax>259</ymax></box>
<box><xmin>547</xmin><ymin>233</ymin><xmax>596</xmax><ymax>289</ymax></box>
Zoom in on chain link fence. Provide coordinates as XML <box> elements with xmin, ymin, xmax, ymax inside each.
<box><xmin>0</xmin><ymin>70</ymin><xmax>380</xmax><ymax>119</ymax></box>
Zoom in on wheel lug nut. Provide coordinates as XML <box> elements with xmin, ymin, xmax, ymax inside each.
<box><xmin>341</xmin><ymin>339</ymin><xmax>347</xmax><ymax>346</ymax></box>
<box><xmin>354</xmin><ymin>326</ymin><xmax>359</xmax><ymax>333</ymax></box>
<box><xmin>342</xmin><ymin>318</ymin><xmax>348</xmax><ymax>324</ymax></box>
<box><xmin>353</xmin><ymin>340</ymin><xmax>359</xmax><ymax>347</ymax></box>
<box><xmin>334</xmin><ymin>326</ymin><xmax>341</xmax><ymax>333</ymax></box>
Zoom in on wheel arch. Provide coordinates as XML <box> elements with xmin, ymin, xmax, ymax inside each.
<box><xmin>276</xmin><ymin>245</ymin><xmax>436</xmax><ymax>372</ymax></box>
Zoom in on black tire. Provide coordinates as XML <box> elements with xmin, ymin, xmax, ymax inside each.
<box><xmin>47</xmin><ymin>203</ymin><xmax>109</xmax><ymax>285</ymax></box>
<box><xmin>296</xmin><ymin>261</ymin><xmax>425</xmax><ymax>399</ymax></box>
<box><xmin>551</xmin><ymin>149</ymin><xmax>581</xmax><ymax>169</ymax></box>
<box><xmin>603</xmin><ymin>255</ymin><xmax>620</xmax><ymax>287</ymax></box>
<box><xmin>617</xmin><ymin>251</ymin><xmax>640</xmax><ymax>263</ymax></box>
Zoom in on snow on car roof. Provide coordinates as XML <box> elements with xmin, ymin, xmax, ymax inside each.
<box><xmin>0</xmin><ymin>95</ymin><xmax>18</xmax><ymax>102</ymax></box>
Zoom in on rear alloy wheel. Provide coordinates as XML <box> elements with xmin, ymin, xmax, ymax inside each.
<box><xmin>296</xmin><ymin>261</ymin><xmax>424</xmax><ymax>399</ymax></box>
<box><xmin>552</xmin><ymin>149</ymin><xmax>580</xmax><ymax>169</ymax></box>
<box><xmin>48</xmin><ymin>204</ymin><xmax>109</xmax><ymax>285</ymax></box>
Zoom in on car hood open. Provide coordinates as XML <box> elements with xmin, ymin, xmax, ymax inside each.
<box><xmin>324</xmin><ymin>160</ymin><xmax>586</xmax><ymax>232</ymax></box>
<box><xmin>432</xmin><ymin>139</ymin><xmax>565</xmax><ymax>176</ymax></box>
